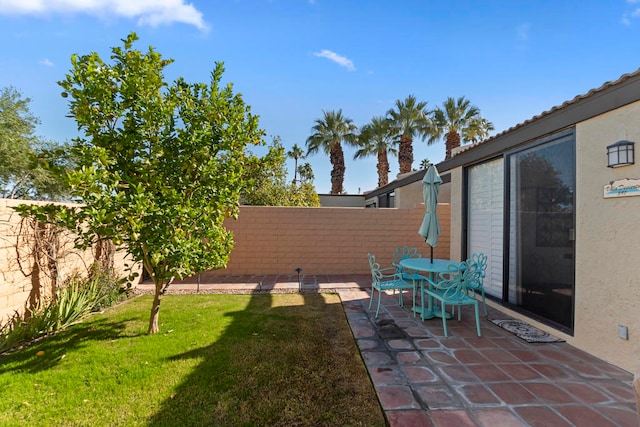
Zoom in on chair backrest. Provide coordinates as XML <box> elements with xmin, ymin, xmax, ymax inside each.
<box><xmin>466</xmin><ymin>253</ymin><xmax>488</xmax><ymax>289</ymax></box>
<box><xmin>433</xmin><ymin>261</ymin><xmax>473</xmax><ymax>299</ymax></box>
<box><xmin>368</xmin><ymin>253</ymin><xmax>382</xmax><ymax>285</ymax></box>
<box><xmin>392</xmin><ymin>245</ymin><xmax>421</xmax><ymax>268</ymax></box>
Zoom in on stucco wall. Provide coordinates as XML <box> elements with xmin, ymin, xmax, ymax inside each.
<box><xmin>380</xmin><ymin>173</ymin><xmax>452</xmax><ymax>210</ymax></box>
<box><xmin>211</xmin><ymin>204</ymin><xmax>451</xmax><ymax>276</ymax></box>
<box><xmin>0</xmin><ymin>199</ymin><xmax>137</xmax><ymax>323</ymax></box>
<box><xmin>395</xmin><ymin>180</ymin><xmax>424</xmax><ymax>209</ymax></box>
<box><xmin>318</xmin><ymin>194</ymin><xmax>365</xmax><ymax>207</ymax></box>
<box><xmin>448</xmin><ymin>169</ymin><xmax>464</xmax><ymax>262</ymax></box>
<box><xmin>395</xmin><ymin>181</ymin><xmax>452</xmax><ymax>209</ymax></box>
<box><xmin>573</xmin><ymin>101</ymin><xmax>640</xmax><ymax>373</ymax></box>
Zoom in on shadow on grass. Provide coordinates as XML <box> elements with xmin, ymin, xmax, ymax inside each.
<box><xmin>0</xmin><ymin>316</ymin><xmax>140</xmax><ymax>374</ymax></box>
<box><xmin>147</xmin><ymin>291</ymin><xmax>386</xmax><ymax>427</ymax></box>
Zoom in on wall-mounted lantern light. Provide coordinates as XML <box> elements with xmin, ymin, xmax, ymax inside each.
<box><xmin>607</xmin><ymin>140</ymin><xmax>635</xmax><ymax>168</ymax></box>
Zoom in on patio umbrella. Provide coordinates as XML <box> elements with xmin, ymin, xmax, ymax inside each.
<box><xmin>418</xmin><ymin>165</ymin><xmax>442</xmax><ymax>263</ymax></box>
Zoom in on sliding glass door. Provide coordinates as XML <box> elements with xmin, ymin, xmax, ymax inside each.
<box><xmin>507</xmin><ymin>133</ymin><xmax>575</xmax><ymax>330</ymax></box>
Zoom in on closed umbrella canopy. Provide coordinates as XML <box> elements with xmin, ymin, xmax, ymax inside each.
<box><xmin>418</xmin><ymin>165</ymin><xmax>442</xmax><ymax>262</ymax></box>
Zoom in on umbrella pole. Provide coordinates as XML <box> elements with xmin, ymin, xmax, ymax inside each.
<box><xmin>430</xmin><ymin>246</ymin><xmax>434</xmax><ymax>263</ymax></box>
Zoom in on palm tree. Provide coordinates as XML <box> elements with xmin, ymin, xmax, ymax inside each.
<box><xmin>287</xmin><ymin>144</ymin><xmax>305</xmax><ymax>184</ymax></box>
<box><xmin>354</xmin><ymin>116</ymin><xmax>397</xmax><ymax>188</ymax></box>
<box><xmin>431</xmin><ymin>96</ymin><xmax>494</xmax><ymax>159</ymax></box>
<box><xmin>419</xmin><ymin>158</ymin><xmax>432</xmax><ymax>170</ymax></box>
<box><xmin>306</xmin><ymin>109</ymin><xmax>358</xmax><ymax>194</ymax></box>
<box><xmin>461</xmin><ymin>117</ymin><xmax>494</xmax><ymax>144</ymax></box>
<box><xmin>386</xmin><ymin>95</ymin><xmax>432</xmax><ymax>174</ymax></box>
<box><xmin>298</xmin><ymin>162</ymin><xmax>314</xmax><ymax>184</ymax></box>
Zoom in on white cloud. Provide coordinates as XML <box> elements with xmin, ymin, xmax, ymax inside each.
<box><xmin>313</xmin><ymin>49</ymin><xmax>355</xmax><ymax>71</ymax></box>
<box><xmin>0</xmin><ymin>0</ymin><xmax>209</xmax><ymax>31</ymax></box>
<box><xmin>39</xmin><ymin>58</ymin><xmax>54</xmax><ymax>66</ymax></box>
<box><xmin>622</xmin><ymin>13</ymin><xmax>631</xmax><ymax>25</ymax></box>
<box><xmin>621</xmin><ymin>0</ymin><xmax>640</xmax><ymax>26</ymax></box>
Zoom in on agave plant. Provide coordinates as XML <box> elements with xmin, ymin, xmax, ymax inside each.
<box><xmin>0</xmin><ymin>266</ymin><xmax>125</xmax><ymax>354</ymax></box>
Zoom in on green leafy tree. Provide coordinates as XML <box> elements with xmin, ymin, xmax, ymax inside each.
<box><xmin>28</xmin><ymin>140</ymin><xmax>77</xmax><ymax>200</ymax></box>
<box><xmin>287</xmin><ymin>144</ymin><xmax>305</xmax><ymax>184</ymax></box>
<box><xmin>243</xmin><ymin>138</ymin><xmax>319</xmax><ymax>207</ymax></box>
<box><xmin>0</xmin><ymin>86</ymin><xmax>34</xmax><ymax>196</ymax></box>
<box><xmin>306</xmin><ymin>109</ymin><xmax>357</xmax><ymax>194</ymax></box>
<box><xmin>354</xmin><ymin>116</ymin><xmax>397</xmax><ymax>188</ymax></box>
<box><xmin>386</xmin><ymin>95</ymin><xmax>432</xmax><ymax>174</ymax></box>
<box><xmin>33</xmin><ymin>32</ymin><xmax>263</xmax><ymax>334</ymax></box>
<box><xmin>289</xmin><ymin>182</ymin><xmax>320</xmax><ymax>207</ymax></box>
<box><xmin>0</xmin><ymin>87</ymin><xmax>72</xmax><ymax>200</ymax></box>
<box><xmin>431</xmin><ymin>96</ymin><xmax>494</xmax><ymax>159</ymax></box>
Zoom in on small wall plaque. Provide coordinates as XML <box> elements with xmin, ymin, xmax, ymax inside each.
<box><xmin>604</xmin><ymin>178</ymin><xmax>640</xmax><ymax>198</ymax></box>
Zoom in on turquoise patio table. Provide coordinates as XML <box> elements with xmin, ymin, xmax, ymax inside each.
<box><xmin>398</xmin><ymin>258</ymin><xmax>462</xmax><ymax>321</ymax></box>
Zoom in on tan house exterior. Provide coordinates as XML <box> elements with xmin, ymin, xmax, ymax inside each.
<box><xmin>366</xmin><ymin>69</ymin><xmax>640</xmax><ymax>373</ymax></box>
<box><xmin>318</xmin><ymin>194</ymin><xmax>366</xmax><ymax>207</ymax></box>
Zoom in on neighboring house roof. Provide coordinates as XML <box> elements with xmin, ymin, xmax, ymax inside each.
<box><xmin>365</xmin><ymin>67</ymin><xmax>640</xmax><ymax>198</ymax></box>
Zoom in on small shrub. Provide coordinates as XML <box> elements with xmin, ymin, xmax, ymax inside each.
<box><xmin>0</xmin><ymin>265</ymin><xmax>130</xmax><ymax>354</ymax></box>
<box><xmin>85</xmin><ymin>264</ymin><xmax>131</xmax><ymax>311</ymax></box>
<box><xmin>0</xmin><ymin>311</ymin><xmax>34</xmax><ymax>354</ymax></box>
<box><xmin>0</xmin><ymin>302</ymin><xmax>53</xmax><ymax>354</ymax></box>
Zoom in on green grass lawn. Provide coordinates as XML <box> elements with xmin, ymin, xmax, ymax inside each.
<box><xmin>0</xmin><ymin>293</ymin><xmax>386</xmax><ymax>426</ymax></box>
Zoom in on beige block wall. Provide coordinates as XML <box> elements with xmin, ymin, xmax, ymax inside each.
<box><xmin>2</xmin><ymin>200</ymin><xmax>451</xmax><ymax>320</ymax></box>
<box><xmin>210</xmin><ymin>204</ymin><xmax>451</xmax><ymax>276</ymax></box>
<box><xmin>573</xmin><ymin>102</ymin><xmax>640</xmax><ymax>373</ymax></box>
<box><xmin>0</xmin><ymin>198</ymin><xmax>137</xmax><ymax>323</ymax></box>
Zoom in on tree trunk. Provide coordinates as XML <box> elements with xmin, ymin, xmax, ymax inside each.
<box><xmin>329</xmin><ymin>141</ymin><xmax>345</xmax><ymax>194</ymax></box>
<box><xmin>377</xmin><ymin>149</ymin><xmax>389</xmax><ymax>188</ymax></box>
<box><xmin>293</xmin><ymin>158</ymin><xmax>299</xmax><ymax>185</ymax></box>
<box><xmin>26</xmin><ymin>254</ymin><xmax>42</xmax><ymax>317</ymax></box>
<box><xmin>95</xmin><ymin>238</ymin><xmax>115</xmax><ymax>272</ymax></box>
<box><xmin>398</xmin><ymin>134</ymin><xmax>413</xmax><ymax>173</ymax></box>
<box><xmin>445</xmin><ymin>130</ymin><xmax>461</xmax><ymax>160</ymax></box>
<box><xmin>147</xmin><ymin>286</ymin><xmax>163</xmax><ymax>334</ymax></box>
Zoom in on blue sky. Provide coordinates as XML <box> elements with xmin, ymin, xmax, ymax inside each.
<box><xmin>1</xmin><ymin>1</ymin><xmax>640</xmax><ymax>194</ymax></box>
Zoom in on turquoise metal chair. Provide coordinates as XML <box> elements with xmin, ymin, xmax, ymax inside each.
<box><xmin>392</xmin><ymin>245</ymin><xmax>429</xmax><ymax>314</ymax></box>
<box><xmin>465</xmin><ymin>253</ymin><xmax>488</xmax><ymax>315</ymax></box>
<box><xmin>367</xmin><ymin>253</ymin><xmax>414</xmax><ymax>318</ymax></box>
<box><xmin>423</xmin><ymin>262</ymin><xmax>482</xmax><ymax>337</ymax></box>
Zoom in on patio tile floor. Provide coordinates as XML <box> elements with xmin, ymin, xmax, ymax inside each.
<box><xmin>344</xmin><ymin>289</ymin><xmax>638</xmax><ymax>427</ymax></box>
<box><xmin>137</xmin><ymin>273</ymin><xmax>638</xmax><ymax>427</ymax></box>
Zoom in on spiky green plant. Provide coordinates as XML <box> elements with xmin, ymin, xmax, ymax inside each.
<box><xmin>0</xmin><ymin>266</ymin><xmax>126</xmax><ymax>354</ymax></box>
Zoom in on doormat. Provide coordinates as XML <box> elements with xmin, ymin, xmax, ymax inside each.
<box><xmin>489</xmin><ymin>319</ymin><xmax>565</xmax><ymax>343</ymax></box>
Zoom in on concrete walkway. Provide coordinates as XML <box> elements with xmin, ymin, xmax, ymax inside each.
<box><xmin>136</xmin><ymin>274</ymin><xmax>638</xmax><ymax>427</ymax></box>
